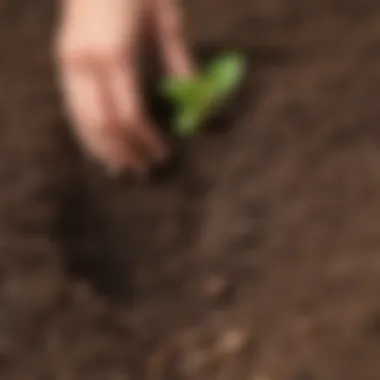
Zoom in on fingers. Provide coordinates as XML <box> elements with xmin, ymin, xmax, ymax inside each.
<box><xmin>56</xmin><ymin>54</ymin><xmax>168</xmax><ymax>175</ymax></box>
<box><xmin>58</xmin><ymin>67</ymin><xmax>130</xmax><ymax>173</ymax></box>
<box><xmin>107</xmin><ymin>65</ymin><xmax>169</xmax><ymax>173</ymax></box>
<box><xmin>153</xmin><ymin>0</ymin><xmax>197</xmax><ymax>78</ymax></box>
<box><xmin>54</xmin><ymin>0</ymin><xmax>169</xmax><ymax>176</ymax></box>
<box><xmin>107</xmin><ymin>65</ymin><xmax>168</xmax><ymax>163</ymax></box>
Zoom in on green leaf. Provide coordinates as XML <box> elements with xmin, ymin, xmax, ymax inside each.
<box><xmin>173</xmin><ymin>96</ymin><xmax>208</xmax><ymax>136</ymax></box>
<box><xmin>175</xmin><ymin>107</ymin><xmax>202</xmax><ymax>136</ymax></box>
<box><xmin>204</xmin><ymin>52</ymin><xmax>246</xmax><ymax>97</ymax></box>
<box><xmin>160</xmin><ymin>51</ymin><xmax>246</xmax><ymax>137</ymax></box>
<box><xmin>160</xmin><ymin>77</ymin><xmax>202</xmax><ymax>107</ymax></box>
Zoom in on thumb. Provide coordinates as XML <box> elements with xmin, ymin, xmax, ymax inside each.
<box><xmin>152</xmin><ymin>0</ymin><xmax>197</xmax><ymax>78</ymax></box>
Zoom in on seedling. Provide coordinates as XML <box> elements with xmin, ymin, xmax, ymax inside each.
<box><xmin>160</xmin><ymin>52</ymin><xmax>246</xmax><ymax>137</ymax></box>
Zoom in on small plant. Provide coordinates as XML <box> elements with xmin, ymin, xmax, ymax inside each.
<box><xmin>160</xmin><ymin>52</ymin><xmax>246</xmax><ymax>137</ymax></box>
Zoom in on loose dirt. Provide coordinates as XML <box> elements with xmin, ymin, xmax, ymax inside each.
<box><xmin>1</xmin><ymin>0</ymin><xmax>380</xmax><ymax>379</ymax></box>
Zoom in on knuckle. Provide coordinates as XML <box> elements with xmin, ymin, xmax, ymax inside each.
<box><xmin>89</xmin><ymin>40</ymin><xmax>126</xmax><ymax>63</ymax></box>
<box><xmin>54</xmin><ymin>38</ymin><xmax>89</xmax><ymax>68</ymax></box>
<box><xmin>54</xmin><ymin>37</ymin><xmax>128</xmax><ymax>67</ymax></box>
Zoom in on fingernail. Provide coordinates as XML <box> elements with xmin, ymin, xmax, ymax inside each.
<box><xmin>107</xmin><ymin>163</ymin><xmax>124</xmax><ymax>178</ymax></box>
<box><xmin>156</xmin><ymin>154</ymin><xmax>167</xmax><ymax>164</ymax></box>
<box><xmin>156</xmin><ymin>146</ymin><xmax>170</xmax><ymax>163</ymax></box>
<box><xmin>135</xmin><ymin>169</ymin><xmax>149</xmax><ymax>183</ymax></box>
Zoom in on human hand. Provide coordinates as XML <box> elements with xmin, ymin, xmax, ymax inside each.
<box><xmin>54</xmin><ymin>0</ymin><xmax>196</xmax><ymax>175</ymax></box>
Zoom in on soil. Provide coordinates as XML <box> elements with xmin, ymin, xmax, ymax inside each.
<box><xmin>1</xmin><ymin>0</ymin><xmax>380</xmax><ymax>379</ymax></box>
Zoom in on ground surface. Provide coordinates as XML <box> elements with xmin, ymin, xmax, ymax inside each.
<box><xmin>1</xmin><ymin>0</ymin><xmax>380</xmax><ymax>379</ymax></box>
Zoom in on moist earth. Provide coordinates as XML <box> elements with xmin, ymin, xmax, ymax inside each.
<box><xmin>1</xmin><ymin>0</ymin><xmax>380</xmax><ymax>379</ymax></box>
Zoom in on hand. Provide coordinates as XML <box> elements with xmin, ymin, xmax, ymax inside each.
<box><xmin>54</xmin><ymin>0</ymin><xmax>196</xmax><ymax>175</ymax></box>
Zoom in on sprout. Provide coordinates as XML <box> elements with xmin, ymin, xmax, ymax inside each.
<box><xmin>160</xmin><ymin>52</ymin><xmax>246</xmax><ymax>137</ymax></box>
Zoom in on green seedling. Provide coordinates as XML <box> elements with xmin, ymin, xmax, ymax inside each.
<box><xmin>160</xmin><ymin>52</ymin><xmax>246</xmax><ymax>137</ymax></box>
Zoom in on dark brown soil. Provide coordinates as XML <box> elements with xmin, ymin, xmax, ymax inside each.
<box><xmin>2</xmin><ymin>0</ymin><xmax>380</xmax><ymax>379</ymax></box>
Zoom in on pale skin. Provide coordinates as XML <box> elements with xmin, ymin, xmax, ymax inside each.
<box><xmin>54</xmin><ymin>0</ymin><xmax>196</xmax><ymax>175</ymax></box>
